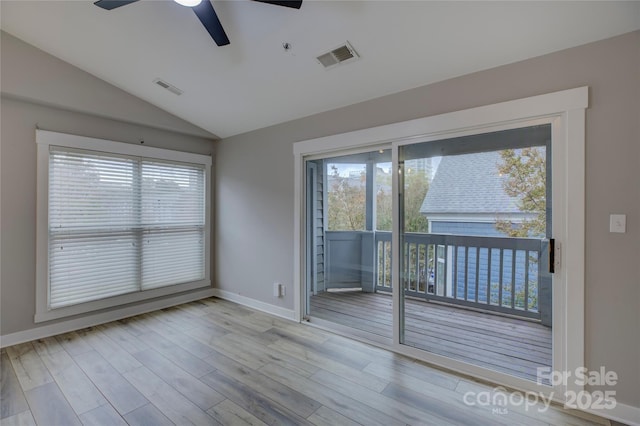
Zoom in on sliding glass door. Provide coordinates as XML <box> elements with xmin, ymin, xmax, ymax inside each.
<box><xmin>304</xmin><ymin>149</ymin><xmax>393</xmax><ymax>344</ymax></box>
<box><xmin>302</xmin><ymin>124</ymin><xmax>556</xmax><ymax>383</ymax></box>
<box><xmin>297</xmin><ymin>87</ymin><xmax>587</xmax><ymax>397</ymax></box>
<box><xmin>303</xmin><ymin>126</ymin><xmax>554</xmax><ymax>380</ymax></box>
<box><xmin>398</xmin><ymin>125</ymin><xmax>553</xmax><ymax>382</ymax></box>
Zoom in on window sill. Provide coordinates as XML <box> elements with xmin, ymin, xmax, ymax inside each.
<box><xmin>34</xmin><ymin>279</ymin><xmax>211</xmax><ymax>323</ymax></box>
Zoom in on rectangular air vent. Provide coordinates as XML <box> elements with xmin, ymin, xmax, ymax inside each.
<box><xmin>316</xmin><ymin>41</ymin><xmax>359</xmax><ymax>69</ymax></box>
<box><xmin>153</xmin><ymin>78</ymin><xmax>183</xmax><ymax>96</ymax></box>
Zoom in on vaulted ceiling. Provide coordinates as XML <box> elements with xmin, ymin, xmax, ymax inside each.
<box><xmin>2</xmin><ymin>1</ymin><xmax>639</xmax><ymax>138</ymax></box>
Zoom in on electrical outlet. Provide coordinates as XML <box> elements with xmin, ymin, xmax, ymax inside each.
<box><xmin>273</xmin><ymin>282</ymin><xmax>281</xmax><ymax>297</ymax></box>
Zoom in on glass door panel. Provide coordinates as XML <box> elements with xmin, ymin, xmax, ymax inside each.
<box><xmin>304</xmin><ymin>149</ymin><xmax>393</xmax><ymax>343</ymax></box>
<box><xmin>399</xmin><ymin>125</ymin><xmax>553</xmax><ymax>382</ymax></box>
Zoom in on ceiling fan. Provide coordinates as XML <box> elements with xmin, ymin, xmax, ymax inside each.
<box><xmin>93</xmin><ymin>0</ymin><xmax>302</xmax><ymax>47</ymax></box>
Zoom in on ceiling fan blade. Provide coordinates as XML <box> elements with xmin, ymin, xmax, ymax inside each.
<box><xmin>192</xmin><ymin>0</ymin><xmax>230</xmax><ymax>47</ymax></box>
<box><xmin>253</xmin><ymin>0</ymin><xmax>302</xmax><ymax>9</ymax></box>
<box><xmin>93</xmin><ymin>0</ymin><xmax>139</xmax><ymax>11</ymax></box>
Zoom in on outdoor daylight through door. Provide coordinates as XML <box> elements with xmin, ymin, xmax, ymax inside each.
<box><xmin>305</xmin><ymin>149</ymin><xmax>394</xmax><ymax>344</ymax></box>
<box><xmin>398</xmin><ymin>125</ymin><xmax>553</xmax><ymax>382</ymax></box>
<box><xmin>297</xmin><ymin>87</ymin><xmax>586</xmax><ymax>397</ymax></box>
<box><xmin>304</xmin><ymin>125</ymin><xmax>553</xmax><ymax>382</ymax></box>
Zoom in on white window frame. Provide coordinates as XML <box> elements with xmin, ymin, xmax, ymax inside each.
<box><xmin>35</xmin><ymin>130</ymin><xmax>212</xmax><ymax>322</ymax></box>
<box><xmin>293</xmin><ymin>87</ymin><xmax>587</xmax><ymax>401</ymax></box>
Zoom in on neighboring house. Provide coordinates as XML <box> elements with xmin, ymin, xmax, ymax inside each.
<box><xmin>419</xmin><ymin>150</ymin><xmax>541</xmax><ymax>310</ymax></box>
<box><xmin>420</xmin><ymin>151</ymin><xmax>536</xmax><ymax>237</ymax></box>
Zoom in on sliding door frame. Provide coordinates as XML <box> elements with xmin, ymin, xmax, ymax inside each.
<box><xmin>293</xmin><ymin>87</ymin><xmax>587</xmax><ymax>401</ymax></box>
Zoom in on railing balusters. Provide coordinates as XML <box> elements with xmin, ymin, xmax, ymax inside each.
<box><xmin>379</xmin><ymin>241</ymin><xmax>382</xmax><ymax>287</ymax></box>
<box><xmin>412</xmin><ymin>243</ymin><xmax>417</xmax><ymax>292</ymax></box>
<box><xmin>409</xmin><ymin>243</ymin><xmax>412</xmax><ymax>289</ymax></box>
<box><xmin>406</xmin><ymin>243</ymin><xmax>411</xmax><ymax>290</ymax></box>
<box><xmin>443</xmin><ymin>244</ymin><xmax>448</xmax><ymax>298</ymax></box>
<box><xmin>475</xmin><ymin>247</ymin><xmax>480</xmax><ymax>303</ymax></box>
<box><xmin>403</xmin><ymin>242</ymin><xmax>407</xmax><ymax>290</ymax></box>
<box><xmin>410</xmin><ymin>243</ymin><xmax>414</xmax><ymax>291</ymax></box>
<box><xmin>373</xmin><ymin>232</ymin><xmax>542</xmax><ymax>320</ymax></box>
<box><xmin>408</xmin><ymin>243</ymin><xmax>412</xmax><ymax>291</ymax></box>
<box><xmin>376</xmin><ymin>241</ymin><xmax>379</xmax><ymax>287</ymax></box>
<box><xmin>378</xmin><ymin>241</ymin><xmax>383</xmax><ymax>287</ymax></box>
<box><xmin>524</xmin><ymin>250</ymin><xmax>530</xmax><ymax>311</ymax></box>
<box><xmin>382</xmin><ymin>241</ymin><xmax>386</xmax><ymax>287</ymax></box>
<box><xmin>487</xmin><ymin>248</ymin><xmax>492</xmax><ymax>306</ymax></box>
<box><xmin>380</xmin><ymin>241</ymin><xmax>383</xmax><ymax>287</ymax></box>
<box><xmin>389</xmin><ymin>241</ymin><xmax>392</xmax><ymax>287</ymax></box>
<box><xmin>511</xmin><ymin>249</ymin><xmax>517</xmax><ymax>309</ymax></box>
<box><xmin>498</xmin><ymin>249</ymin><xmax>504</xmax><ymax>308</ymax></box>
<box><xmin>463</xmin><ymin>246</ymin><xmax>469</xmax><ymax>301</ymax></box>
<box><xmin>416</xmin><ymin>243</ymin><xmax>422</xmax><ymax>293</ymax></box>
<box><xmin>380</xmin><ymin>241</ymin><xmax>384</xmax><ymax>287</ymax></box>
<box><xmin>431</xmin><ymin>245</ymin><xmax>438</xmax><ymax>295</ymax></box>
<box><xmin>453</xmin><ymin>246</ymin><xmax>458</xmax><ymax>300</ymax></box>
<box><xmin>387</xmin><ymin>241</ymin><xmax>391</xmax><ymax>287</ymax></box>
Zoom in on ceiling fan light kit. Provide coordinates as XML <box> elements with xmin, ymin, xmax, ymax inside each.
<box><xmin>174</xmin><ymin>0</ymin><xmax>202</xmax><ymax>7</ymax></box>
<box><xmin>93</xmin><ymin>0</ymin><xmax>302</xmax><ymax>47</ymax></box>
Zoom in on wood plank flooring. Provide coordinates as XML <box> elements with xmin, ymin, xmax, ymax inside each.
<box><xmin>1</xmin><ymin>297</ymin><xmax>607</xmax><ymax>426</ymax></box>
<box><xmin>310</xmin><ymin>291</ymin><xmax>552</xmax><ymax>382</ymax></box>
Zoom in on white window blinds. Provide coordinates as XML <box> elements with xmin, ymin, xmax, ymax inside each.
<box><xmin>48</xmin><ymin>147</ymin><xmax>205</xmax><ymax>309</ymax></box>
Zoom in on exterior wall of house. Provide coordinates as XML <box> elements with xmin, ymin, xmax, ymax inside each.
<box><xmin>452</xmin><ymin>245</ymin><xmax>538</xmax><ymax>308</ymax></box>
<box><xmin>216</xmin><ymin>31</ymin><xmax>640</xmax><ymax>406</ymax></box>
<box><xmin>431</xmin><ymin>221</ymin><xmax>506</xmax><ymax>237</ymax></box>
<box><xmin>430</xmin><ymin>221</ymin><xmax>538</xmax><ymax>310</ymax></box>
<box><xmin>0</xmin><ymin>32</ymin><xmax>216</xmax><ymax>338</ymax></box>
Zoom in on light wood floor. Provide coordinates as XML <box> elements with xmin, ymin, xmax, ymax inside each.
<box><xmin>1</xmin><ymin>297</ymin><xmax>608</xmax><ymax>426</ymax></box>
<box><xmin>310</xmin><ymin>291</ymin><xmax>552</xmax><ymax>382</ymax></box>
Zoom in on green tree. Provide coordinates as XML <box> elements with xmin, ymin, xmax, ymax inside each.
<box><xmin>375</xmin><ymin>166</ymin><xmax>429</xmax><ymax>233</ymax></box>
<box><xmin>495</xmin><ymin>147</ymin><xmax>546</xmax><ymax>237</ymax></box>
<box><xmin>327</xmin><ymin>165</ymin><xmax>366</xmax><ymax>230</ymax></box>
<box><xmin>375</xmin><ymin>167</ymin><xmax>392</xmax><ymax>231</ymax></box>
<box><xmin>403</xmin><ymin>168</ymin><xmax>430</xmax><ymax>233</ymax></box>
<box><xmin>327</xmin><ymin>163</ymin><xmax>430</xmax><ymax>233</ymax></box>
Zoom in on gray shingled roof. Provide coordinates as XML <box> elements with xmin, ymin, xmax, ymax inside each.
<box><xmin>420</xmin><ymin>151</ymin><xmax>521</xmax><ymax>215</ymax></box>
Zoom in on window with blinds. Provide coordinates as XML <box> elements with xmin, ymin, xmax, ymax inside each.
<box><xmin>47</xmin><ymin>147</ymin><xmax>206</xmax><ymax>309</ymax></box>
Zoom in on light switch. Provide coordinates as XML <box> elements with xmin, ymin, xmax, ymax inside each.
<box><xmin>609</xmin><ymin>214</ymin><xmax>626</xmax><ymax>233</ymax></box>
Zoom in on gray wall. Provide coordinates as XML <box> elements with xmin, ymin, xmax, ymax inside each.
<box><xmin>0</xmin><ymin>32</ymin><xmax>217</xmax><ymax>335</ymax></box>
<box><xmin>216</xmin><ymin>31</ymin><xmax>640</xmax><ymax>406</ymax></box>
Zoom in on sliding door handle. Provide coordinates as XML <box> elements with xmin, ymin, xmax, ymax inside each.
<box><xmin>548</xmin><ymin>238</ymin><xmax>555</xmax><ymax>274</ymax></box>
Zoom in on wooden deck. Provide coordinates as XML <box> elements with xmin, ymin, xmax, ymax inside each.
<box><xmin>310</xmin><ymin>291</ymin><xmax>552</xmax><ymax>382</ymax></box>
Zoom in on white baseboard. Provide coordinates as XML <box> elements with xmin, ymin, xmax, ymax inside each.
<box><xmin>211</xmin><ymin>288</ymin><xmax>297</xmax><ymax>322</ymax></box>
<box><xmin>585</xmin><ymin>401</ymin><xmax>640</xmax><ymax>426</ymax></box>
<box><xmin>0</xmin><ymin>288</ymin><xmax>215</xmax><ymax>348</ymax></box>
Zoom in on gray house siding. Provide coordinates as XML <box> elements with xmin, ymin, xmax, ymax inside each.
<box><xmin>427</xmin><ymin>221</ymin><xmax>538</xmax><ymax>311</ymax></box>
<box><xmin>431</xmin><ymin>221</ymin><xmax>506</xmax><ymax>238</ymax></box>
<box><xmin>451</xmin><ymin>245</ymin><xmax>538</xmax><ymax>310</ymax></box>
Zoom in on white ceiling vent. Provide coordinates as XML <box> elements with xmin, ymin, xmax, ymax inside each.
<box><xmin>153</xmin><ymin>78</ymin><xmax>183</xmax><ymax>96</ymax></box>
<box><xmin>316</xmin><ymin>42</ymin><xmax>360</xmax><ymax>69</ymax></box>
